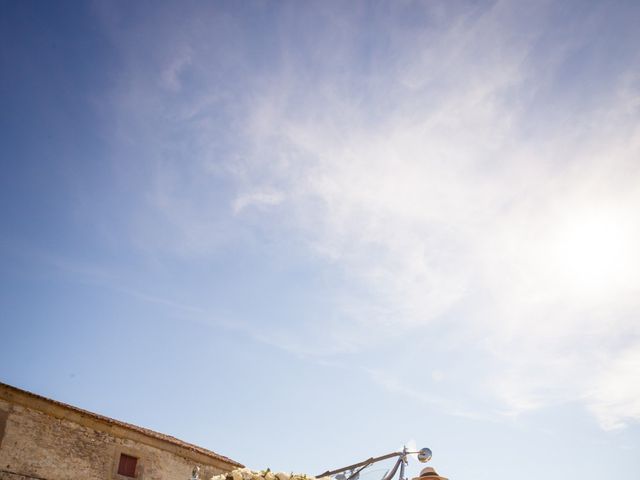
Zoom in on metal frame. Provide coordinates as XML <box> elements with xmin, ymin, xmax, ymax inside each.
<box><xmin>316</xmin><ymin>446</ymin><xmax>431</xmax><ymax>480</ymax></box>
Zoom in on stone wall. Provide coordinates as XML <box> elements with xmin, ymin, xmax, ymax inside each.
<box><xmin>0</xmin><ymin>398</ymin><xmax>227</xmax><ymax>480</ymax></box>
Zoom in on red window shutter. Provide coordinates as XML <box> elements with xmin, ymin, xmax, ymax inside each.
<box><xmin>118</xmin><ymin>453</ymin><xmax>138</xmax><ymax>477</ymax></box>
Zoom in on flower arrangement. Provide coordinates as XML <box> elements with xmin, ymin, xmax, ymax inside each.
<box><xmin>212</xmin><ymin>468</ymin><xmax>331</xmax><ymax>480</ymax></box>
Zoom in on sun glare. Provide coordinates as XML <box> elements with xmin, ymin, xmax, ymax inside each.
<box><xmin>550</xmin><ymin>209</ymin><xmax>637</xmax><ymax>295</ymax></box>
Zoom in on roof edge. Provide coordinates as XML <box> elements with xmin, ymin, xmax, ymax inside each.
<box><xmin>0</xmin><ymin>381</ymin><xmax>244</xmax><ymax>469</ymax></box>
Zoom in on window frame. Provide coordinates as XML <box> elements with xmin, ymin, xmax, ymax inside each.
<box><xmin>117</xmin><ymin>453</ymin><xmax>138</xmax><ymax>477</ymax></box>
<box><xmin>112</xmin><ymin>447</ymin><xmax>144</xmax><ymax>480</ymax></box>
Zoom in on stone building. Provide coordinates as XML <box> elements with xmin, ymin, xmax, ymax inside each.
<box><xmin>0</xmin><ymin>382</ymin><xmax>243</xmax><ymax>480</ymax></box>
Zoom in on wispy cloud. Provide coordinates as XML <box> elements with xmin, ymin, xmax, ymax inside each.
<box><xmin>233</xmin><ymin>191</ymin><xmax>285</xmax><ymax>214</ymax></box>
<box><xmin>99</xmin><ymin>1</ymin><xmax>640</xmax><ymax>428</ymax></box>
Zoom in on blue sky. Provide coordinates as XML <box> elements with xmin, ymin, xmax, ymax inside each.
<box><xmin>2</xmin><ymin>1</ymin><xmax>640</xmax><ymax>479</ymax></box>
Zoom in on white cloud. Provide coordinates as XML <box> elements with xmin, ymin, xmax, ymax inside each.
<box><xmin>587</xmin><ymin>347</ymin><xmax>640</xmax><ymax>430</ymax></box>
<box><xmin>101</xmin><ymin>1</ymin><xmax>640</xmax><ymax>428</ymax></box>
<box><xmin>160</xmin><ymin>47</ymin><xmax>193</xmax><ymax>92</ymax></box>
<box><xmin>233</xmin><ymin>191</ymin><xmax>285</xmax><ymax>214</ymax></box>
<box><xmin>230</xmin><ymin>3</ymin><xmax>640</xmax><ymax>428</ymax></box>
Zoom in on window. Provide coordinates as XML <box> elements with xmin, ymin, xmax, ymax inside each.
<box><xmin>117</xmin><ymin>453</ymin><xmax>138</xmax><ymax>478</ymax></box>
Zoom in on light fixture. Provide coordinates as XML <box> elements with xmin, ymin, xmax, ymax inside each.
<box><xmin>316</xmin><ymin>445</ymin><xmax>443</xmax><ymax>480</ymax></box>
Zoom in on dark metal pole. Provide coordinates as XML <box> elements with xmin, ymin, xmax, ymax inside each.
<box><xmin>316</xmin><ymin>452</ymin><xmax>404</xmax><ymax>478</ymax></box>
<box><xmin>398</xmin><ymin>447</ymin><xmax>407</xmax><ymax>480</ymax></box>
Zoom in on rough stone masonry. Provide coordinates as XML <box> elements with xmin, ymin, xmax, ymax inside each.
<box><xmin>0</xmin><ymin>382</ymin><xmax>243</xmax><ymax>480</ymax></box>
